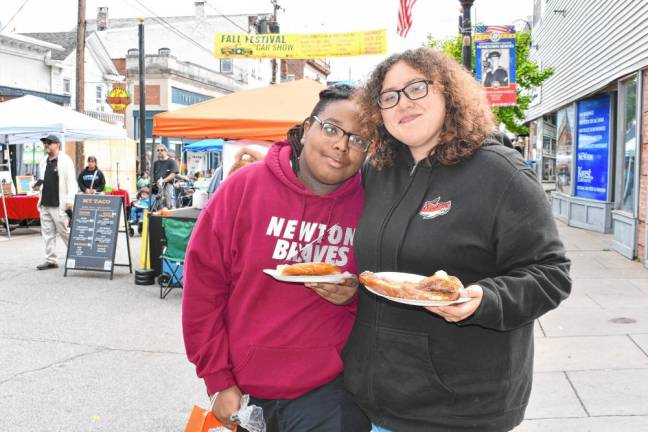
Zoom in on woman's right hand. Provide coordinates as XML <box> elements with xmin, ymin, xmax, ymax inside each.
<box><xmin>212</xmin><ymin>385</ymin><xmax>242</xmax><ymax>429</ymax></box>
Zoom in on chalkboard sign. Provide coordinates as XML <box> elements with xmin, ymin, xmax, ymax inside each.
<box><xmin>64</xmin><ymin>194</ymin><xmax>132</xmax><ymax>279</ymax></box>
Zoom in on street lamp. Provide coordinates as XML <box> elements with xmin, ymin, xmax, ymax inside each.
<box><xmin>458</xmin><ymin>0</ymin><xmax>475</xmax><ymax>71</ymax></box>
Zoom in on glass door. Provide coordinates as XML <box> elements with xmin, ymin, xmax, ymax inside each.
<box><xmin>612</xmin><ymin>74</ymin><xmax>641</xmax><ymax>258</ymax></box>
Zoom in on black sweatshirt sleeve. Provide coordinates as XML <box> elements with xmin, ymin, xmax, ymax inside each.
<box><xmin>464</xmin><ymin>169</ymin><xmax>571</xmax><ymax>331</ymax></box>
<box><xmin>95</xmin><ymin>170</ymin><xmax>106</xmax><ymax>191</ymax></box>
<box><xmin>77</xmin><ymin>170</ymin><xmax>86</xmax><ymax>191</ymax></box>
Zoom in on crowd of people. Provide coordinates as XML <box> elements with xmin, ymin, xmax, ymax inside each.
<box><xmin>182</xmin><ymin>47</ymin><xmax>571</xmax><ymax>432</ymax></box>
<box><xmin>28</xmin><ymin>135</ymin><xmax>206</xmax><ymax>270</ymax></box>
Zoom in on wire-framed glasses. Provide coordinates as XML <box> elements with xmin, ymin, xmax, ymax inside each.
<box><xmin>377</xmin><ymin>79</ymin><xmax>433</xmax><ymax>109</ymax></box>
<box><xmin>310</xmin><ymin>116</ymin><xmax>371</xmax><ymax>152</ymax></box>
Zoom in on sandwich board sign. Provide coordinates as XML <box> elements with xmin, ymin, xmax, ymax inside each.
<box><xmin>64</xmin><ymin>194</ymin><xmax>132</xmax><ymax>279</ymax></box>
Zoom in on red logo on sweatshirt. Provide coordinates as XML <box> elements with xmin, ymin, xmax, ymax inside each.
<box><xmin>419</xmin><ymin>197</ymin><xmax>451</xmax><ymax>220</ymax></box>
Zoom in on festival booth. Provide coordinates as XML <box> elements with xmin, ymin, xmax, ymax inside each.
<box><xmin>0</xmin><ymin>95</ymin><xmax>127</xmax><ymax>239</ymax></box>
<box><xmin>143</xmin><ymin>79</ymin><xmax>326</xmax><ymax>285</ymax></box>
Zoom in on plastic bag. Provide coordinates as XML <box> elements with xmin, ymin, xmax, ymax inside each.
<box><xmin>183</xmin><ymin>394</ymin><xmax>265</xmax><ymax>432</ymax></box>
<box><xmin>231</xmin><ymin>394</ymin><xmax>265</xmax><ymax>432</ymax></box>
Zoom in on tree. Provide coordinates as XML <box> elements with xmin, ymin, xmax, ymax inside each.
<box><xmin>427</xmin><ymin>32</ymin><xmax>553</xmax><ymax>135</ymax></box>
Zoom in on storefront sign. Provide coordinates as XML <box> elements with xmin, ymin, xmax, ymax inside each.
<box><xmin>106</xmin><ymin>87</ymin><xmax>131</xmax><ymax>113</ymax></box>
<box><xmin>475</xmin><ymin>25</ymin><xmax>517</xmax><ymax>107</ymax></box>
<box><xmin>214</xmin><ymin>29</ymin><xmax>386</xmax><ymax>59</ymax></box>
<box><xmin>574</xmin><ymin>94</ymin><xmax>611</xmax><ymax>201</ymax></box>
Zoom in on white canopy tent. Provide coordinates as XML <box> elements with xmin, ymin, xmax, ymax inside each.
<box><xmin>0</xmin><ymin>95</ymin><xmax>127</xmax><ymax>144</ymax></box>
<box><xmin>0</xmin><ymin>95</ymin><xmax>127</xmax><ymax>239</ymax></box>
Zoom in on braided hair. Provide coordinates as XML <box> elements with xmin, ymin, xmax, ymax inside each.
<box><xmin>288</xmin><ymin>84</ymin><xmax>356</xmax><ymax>174</ymax></box>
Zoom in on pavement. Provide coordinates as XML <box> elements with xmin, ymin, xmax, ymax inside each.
<box><xmin>1</xmin><ymin>220</ymin><xmax>647</xmax><ymax>431</ymax></box>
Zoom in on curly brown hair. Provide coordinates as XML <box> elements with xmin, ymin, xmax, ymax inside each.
<box><xmin>357</xmin><ymin>47</ymin><xmax>495</xmax><ymax>167</ymax></box>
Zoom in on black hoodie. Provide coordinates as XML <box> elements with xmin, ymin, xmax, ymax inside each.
<box><xmin>344</xmin><ymin>141</ymin><xmax>571</xmax><ymax>432</ymax></box>
<box><xmin>77</xmin><ymin>167</ymin><xmax>106</xmax><ymax>192</ymax></box>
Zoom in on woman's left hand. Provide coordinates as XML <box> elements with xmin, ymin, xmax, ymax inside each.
<box><xmin>305</xmin><ymin>275</ymin><xmax>359</xmax><ymax>305</ymax></box>
<box><xmin>425</xmin><ymin>285</ymin><xmax>483</xmax><ymax>322</ymax></box>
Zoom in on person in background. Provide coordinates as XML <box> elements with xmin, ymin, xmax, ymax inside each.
<box><xmin>341</xmin><ymin>48</ymin><xmax>571</xmax><ymax>432</ymax></box>
<box><xmin>32</xmin><ymin>134</ymin><xmax>77</xmax><ymax>270</ymax></box>
<box><xmin>183</xmin><ymin>85</ymin><xmax>371</xmax><ymax>432</ymax></box>
<box><xmin>129</xmin><ymin>186</ymin><xmax>150</xmax><ymax>224</ymax></box>
<box><xmin>136</xmin><ymin>171</ymin><xmax>150</xmax><ymax>190</ymax></box>
<box><xmin>77</xmin><ymin>156</ymin><xmax>106</xmax><ymax>194</ymax></box>
<box><xmin>152</xmin><ymin>145</ymin><xmax>178</xmax><ymax>209</ymax></box>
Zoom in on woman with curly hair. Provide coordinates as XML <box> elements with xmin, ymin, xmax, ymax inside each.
<box><xmin>341</xmin><ymin>48</ymin><xmax>571</xmax><ymax>431</ymax></box>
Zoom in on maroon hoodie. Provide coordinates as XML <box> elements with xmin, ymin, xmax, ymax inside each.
<box><xmin>182</xmin><ymin>141</ymin><xmax>364</xmax><ymax>399</ymax></box>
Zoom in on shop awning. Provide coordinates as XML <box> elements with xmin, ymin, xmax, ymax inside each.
<box><xmin>152</xmin><ymin>79</ymin><xmax>326</xmax><ymax>142</ymax></box>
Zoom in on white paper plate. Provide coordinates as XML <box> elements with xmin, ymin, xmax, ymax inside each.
<box><xmin>263</xmin><ymin>269</ymin><xmax>354</xmax><ymax>284</ymax></box>
<box><xmin>363</xmin><ymin>272</ymin><xmax>471</xmax><ymax>307</ymax></box>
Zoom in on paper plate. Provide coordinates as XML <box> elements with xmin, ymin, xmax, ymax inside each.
<box><xmin>263</xmin><ymin>269</ymin><xmax>353</xmax><ymax>284</ymax></box>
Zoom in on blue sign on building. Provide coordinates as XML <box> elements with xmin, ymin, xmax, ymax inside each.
<box><xmin>575</xmin><ymin>94</ymin><xmax>611</xmax><ymax>201</ymax></box>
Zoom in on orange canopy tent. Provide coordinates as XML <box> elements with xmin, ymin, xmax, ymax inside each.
<box><xmin>152</xmin><ymin>79</ymin><xmax>326</xmax><ymax>142</ymax></box>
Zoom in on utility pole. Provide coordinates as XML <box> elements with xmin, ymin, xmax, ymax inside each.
<box><xmin>458</xmin><ymin>0</ymin><xmax>475</xmax><ymax>72</ymax></box>
<box><xmin>75</xmin><ymin>0</ymin><xmax>86</xmax><ymax>170</ymax></box>
<box><xmin>138</xmin><ymin>17</ymin><xmax>146</xmax><ymax>178</ymax></box>
<box><xmin>270</xmin><ymin>0</ymin><xmax>281</xmax><ymax>84</ymax></box>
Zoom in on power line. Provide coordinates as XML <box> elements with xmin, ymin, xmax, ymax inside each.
<box><xmin>203</xmin><ymin>1</ymin><xmax>250</xmax><ymax>33</ymax></box>
<box><xmin>122</xmin><ymin>0</ymin><xmax>215</xmax><ymax>56</ymax></box>
<box><xmin>0</xmin><ymin>0</ymin><xmax>31</xmax><ymax>33</ymax></box>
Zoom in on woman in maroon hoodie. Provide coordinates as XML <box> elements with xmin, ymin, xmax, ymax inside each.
<box><xmin>182</xmin><ymin>85</ymin><xmax>372</xmax><ymax>431</ymax></box>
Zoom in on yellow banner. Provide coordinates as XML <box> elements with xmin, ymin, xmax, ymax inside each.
<box><xmin>214</xmin><ymin>29</ymin><xmax>387</xmax><ymax>59</ymax></box>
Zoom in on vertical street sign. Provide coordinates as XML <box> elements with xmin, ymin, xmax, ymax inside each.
<box><xmin>475</xmin><ymin>25</ymin><xmax>517</xmax><ymax>107</ymax></box>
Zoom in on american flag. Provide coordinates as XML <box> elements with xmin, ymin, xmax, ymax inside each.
<box><xmin>397</xmin><ymin>0</ymin><xmax>417</xmax><ymax>38</ymax></box>
<box><xmin>475</xmin><ymin>24</ymin><xmax>515</xmax><ymax>34</ymax></box>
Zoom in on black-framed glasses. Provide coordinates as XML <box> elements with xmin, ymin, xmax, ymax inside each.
<box><xmin>309</xmin><ymin>116</ymin><xmax>371</xmax><ymax>152</ymax></box>
<box><xmin>377</xmin><ymin>79</ymin><xmax>433</xmax><ymax>109</ymax></box>
<box><xmin>157</xmin><ymin>149</ymin><xmax>166</xmax><ymax>152</ymax></box>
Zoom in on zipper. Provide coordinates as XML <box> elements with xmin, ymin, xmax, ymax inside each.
<box><xmin>368</xmin><ymin>159</ymin><xmax>420</xmax><ymax>409</ymax></box>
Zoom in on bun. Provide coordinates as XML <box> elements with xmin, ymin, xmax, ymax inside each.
<box><xmin>359</xmin><ymin>270</ymin><xmax>462</xmax><ymax>302</ymax></box>
<box><xmin>277</xmin><ymin>262</ymin><xmax>341</xmax><ymax>276</ymax></box>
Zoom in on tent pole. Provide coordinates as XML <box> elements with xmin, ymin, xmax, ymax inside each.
<box><xmin>1</xmin><ymin>134</ymin><xmax>12</xmax><ymax>239</ymax></box>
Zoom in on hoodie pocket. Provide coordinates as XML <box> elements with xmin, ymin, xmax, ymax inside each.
<box><xmin>373</xmin><ymin>327</ymin><xmax>455</xmax><ymax>417</ymax></box>
<box><xmin>342</xmin><ymin>321</ymin><xmax>373</xmax><ymax>404</ymax></box>
<box><xmin>234</xmin><ymin>345</ymin><xmax>343</xmax><ymax>398</ymax></box>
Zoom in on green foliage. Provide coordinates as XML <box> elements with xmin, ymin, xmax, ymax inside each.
<box><xmin>427</xmin><ymin>31</ymin><xmax>554</xmax><ymax>135</ymax></box>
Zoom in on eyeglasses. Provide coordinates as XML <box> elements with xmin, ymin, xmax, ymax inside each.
<box><xmin>309</xmin><ymin>116</ymin><xmax>371</xmax><ymax>152</ymax></box>
<box><xmin>377</xmin><ymin>79</ymin><xmax>434</xmax><ymax>109</ymax></box>
<box><xmin>157</xmin><ymin>149</ymin><xmax>166</xmax><ymax>153</ymax></box>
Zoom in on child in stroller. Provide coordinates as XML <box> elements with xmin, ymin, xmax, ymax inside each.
<box><xmin>129</xmin><ymin>186</ymin><xmax>151</xmax><ymax>236</ymax></box>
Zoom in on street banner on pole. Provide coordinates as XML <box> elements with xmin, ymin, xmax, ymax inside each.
<box><xmin>214</xmin><ymin>29</ymin><xmax>387</xmax><ymax>59</ymax></box>
<box><xmin>475</xmin><ymin>25</ymin><xmax>517</xmax><ymax>107</ymax></box>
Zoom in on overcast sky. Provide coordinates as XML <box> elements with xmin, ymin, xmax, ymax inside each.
<box><xmin>1</xmin><ymin>0</ymin><xmax>533</xmax><ymax>81</ymax></box>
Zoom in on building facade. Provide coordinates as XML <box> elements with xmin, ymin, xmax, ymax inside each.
<box><xmin>526</xmin><ymin>0</ymin><xmax>648</xmax><ymax>263</ymax></box>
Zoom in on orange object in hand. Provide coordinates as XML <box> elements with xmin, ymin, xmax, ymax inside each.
<box><xmin>184</xmin><ymin>406</ymin><xmax>237</xmax><ymax>432</ymax></box>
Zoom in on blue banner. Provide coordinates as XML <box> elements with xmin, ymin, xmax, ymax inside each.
<box><xmin>575</xmin><ymin>95</ymin><xmax>610</xmax><ymax>201</ymax></box>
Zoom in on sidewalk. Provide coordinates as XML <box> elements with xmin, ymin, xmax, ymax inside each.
<box><xmin>1</xmin><ymin>221</ymin><xmax>647</xmax><ymax>431</ymax></box>
<box><xmin>515</xmin><ymin>221</ymin><xmax>648</xmax><ymax>431</ymax></box>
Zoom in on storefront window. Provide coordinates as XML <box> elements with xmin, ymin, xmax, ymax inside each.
<box><xmin>556</xmin><ymin>105</ymin><xmax>575</xmax><ymax>193</ymax></box>
<box><xmin>620</xmin><ymin>76</ymin><xmax>638</xmax><ymax>212</ymax></box>
<box><xmin>541</xmin><ymin>113</ymin><xmax>556</xmax><ymax>182</ymax></box>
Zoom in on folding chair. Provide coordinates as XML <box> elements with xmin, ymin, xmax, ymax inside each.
<box><xmin>158</xmin><ymin>217</ymin><xmax>196</xmax><ymax>299</ymax></box>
